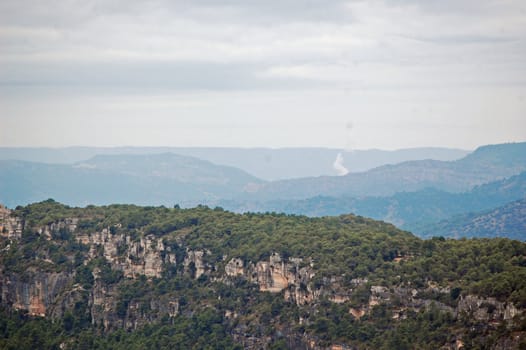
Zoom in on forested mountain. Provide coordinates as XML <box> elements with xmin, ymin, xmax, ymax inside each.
<box><xmin>0</xmin><ymin>201</ymin><xmax>525</xmax><ymax>349</ymax></box>
<box><xmin>0</xmin><ymin>146</ymin><xmax>469</xmax><ymax>180</ymax></box>
<box><xmin>417</xmin><ymin>198</ymin><xmax>526</xmax><ymax>240</ymax></box>
<box><xmin>0</xmin><ymin>154</ymin><xmax>262</xmax><ymax>208</ymax></box>
<box><xmin>240</xmin><ymin>142</ymin><xmax>526</xmax><ymax>200</ymax></box>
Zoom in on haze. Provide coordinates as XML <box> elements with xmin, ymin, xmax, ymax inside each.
<box><xmin>1</xmin><ymin>0</ymin><xmax>525</xmax><ymax>150</ymax></box>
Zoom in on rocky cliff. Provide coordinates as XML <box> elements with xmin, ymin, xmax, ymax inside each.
<box><xmin>1</xmin><ymin>201</ymin><xmax>525</xmax><ymax>349</ymax></box>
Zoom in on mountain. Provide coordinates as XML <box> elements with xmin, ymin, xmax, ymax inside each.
<box><xmin>0</xmin><ymin>201</ymin><xmax>525</xmax><ymax>349</ymax></box>
<box><xmin>77</xmin><ymin>153</ymin><xmax>260</xmax><ymax>188</ymax></box>
<box><xmin>418</xmin><ymin>199</ymin><xmax>526</xmax><ymax>240</ymax></box>
<box><xmin>1</xmin><ymin>142</ymin><xmax>524</xmax><ymax>220</ymax></box>
<box><xmin>240</xmin><ymin>142</ymin><xmax>526</xmax><ymax>200</ymax></box>
<box><xmin>0</xmin><ymin>153</ymin><xmax>262</xmax><ymax>208</ymax></box>
<box><xmin>220</xmin><ymin>171</ymin><xmax>526</xmax><ymax>236</ymax></box>
<box><xmin>0</xmin><ymin>146</ymin><xmax>469</xmax><ymax>180</ymax></box>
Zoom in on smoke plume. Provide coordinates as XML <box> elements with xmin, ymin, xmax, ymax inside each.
<box><xmin>333</xmin><ymin>152</ymin><xmax>349</xmax><ymax>176</ymax></box>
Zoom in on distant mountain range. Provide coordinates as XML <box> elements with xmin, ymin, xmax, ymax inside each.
<box><xmin>0</xmin><ymin>153</ymin><xmax>262</xmax><ymax>208</ymax></box>
<box><xmin>0</xmin><ymin>146</ymin><xmax>469</xmax><ymax>180</ymax></box>
<box><xmin>1</xmin><ymin>141</ymin><xmax>525</xmax><ymax>240</ymax></box>
<box><xmin>417</xmin><ymin>198</ymin><xmax>526</xmax><ymax>240</ymax></box>
<box><xmin>239</xmin><ymin>142</ymin><xmax>526</xmax><ymax>200</ymax></box>
<box><xmin>220</xmin><ymin>171</ymin><xmax>526</xmax><ymax>235</ymax></box>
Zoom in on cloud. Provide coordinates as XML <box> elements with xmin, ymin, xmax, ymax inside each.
<box><xmin>1</xmin><ymin>0</ymin><xmax>525</xmax><ymax>92</ymax></box>
<box><xmin>0</xmin><ymin>0</ymin><xmax>525</xmax><ymax>149</ymax></box>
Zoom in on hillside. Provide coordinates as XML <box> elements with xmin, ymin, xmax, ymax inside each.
<box><xmin>241</xmin><ymin>142</ymin><xmax>526</xmax><ymax>200</ymax></box>
<box><xmin>221</xmin><ymin>171</ymin><xmax>526</xmax><ymax>237</ymax></box>
<box><xmin>0</xmin><ymin>146</ymin><xmax>469</xmax><ymax>180</ymax></box>
<box><xmin>418</xmin><ymin>199</ymin><xmax>526</xmax><ymax>240</ymax></box>
<box><xmin>0</xmin><ymin>154</ymin><xmax>263</xmax><ymax>208</ymax></box>
<box><xmin>1</xmin><ymin>142</ymin><xmax>523</xmax><ymax>210</ymax></box>
<box><xmin>0</xmin><ymin>200</ymin><xmax>525</xmax><ymax>349</ymax></box>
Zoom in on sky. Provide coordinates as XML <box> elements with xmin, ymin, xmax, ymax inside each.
<box><xmin>1</xmin><ymin>0</ymin><xmax>525</xmax><ymax>150</ymax></box>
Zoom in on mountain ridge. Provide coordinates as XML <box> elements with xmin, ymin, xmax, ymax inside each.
<box><xmin>220</xmin><ymin>171</ymin><xmax>526</xmax><ymax>240</ymax></box>
<box><xmin>0</xmin><ymin>146</ymin><xmax>470</xmax><ymax>180</ymax></box>
<box><xmin>418</xmin><ymin>198</ymin><xmax>526</xmax><ymax>240</ymax></box>
<box><xmin>0</xmin><ymin>154</ymin><xmax>263</xmax><ymax>208</ymax></box>
<box><xmin>240</xmin><ymin>142</ymin><xmax>526</xmax><ymax>200</ymax></box>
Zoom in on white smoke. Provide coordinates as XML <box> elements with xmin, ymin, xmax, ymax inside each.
<box><xmin>333</xmin><ymin>152</ymin><xmax>349</xmax><ymax>176</ymax></box>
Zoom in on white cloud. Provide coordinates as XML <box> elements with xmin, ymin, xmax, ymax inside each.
<box><xmin>0</xmin><ymin>0</ymin><xmax>525</xmax><ymax>148</ymax></box>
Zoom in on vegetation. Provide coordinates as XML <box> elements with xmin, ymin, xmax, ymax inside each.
<box><xmin>221</xmin><ymin>171</ymin><xmax>526</xmax><ymax>239</ymax></box>
<box><xmin>1</xmin><ymin>200</ymin><xmax>525</xmax><ymax>349</ymax></box>
<box><xmin>0</xmin><ymin>307</ymin><xmax>239</xmax><ymax>350</ymax></box>
<box><xmin>418</xmin><ymin>198</ymin><xmax>526</xmax><ymax>240</ymax></box>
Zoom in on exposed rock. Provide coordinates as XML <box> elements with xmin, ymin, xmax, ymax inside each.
<box><xmin>224</xmin><ymin>253</ymin><xmax>318</xmax><ymax>306</ymax></box>
<box><xmin>48</xmin><ymin>283</ymin><xmax>88</xmax><ymax>320</ymax></box>
<box><xmin>1</xmin><ymin>211</ymin><xmax>524</xmax><ymax>349</ymax></box>
<box><xmin>253</xmin><ymin>255</ymin><xmax>290</xmax><ymax>293</ymax></box>
<box><xmin>37</xmin><ymin>218</ymin><xmax>79</xmax><ymax>240</ymax></box>
<box><xmin>0</xmin><ymin>205</ymin><xmax>23</xmax><ymax>239</ymax></box>
<box><xmin>224</xmin><ymin>309</ymin><xmax>238</xmax><ymax>319</ymax></box>
<box><xmin>457</xmin><ymin>295</ymin><xmax>522</xmax><ymax>322</ymax></box>
<box><xmin>349</xmin><ymin>308</ymin><xmax>365</xmax><ymax>319</ymax></box>
<box><xmin>250</xmin><ymin>253</ymin><xmax>301</xmax><ymax>293</ymax></box>
<box><xmin>183</xmin><ymin>249</ymin><xmax>206</xmax><ymax>279</ymax></box>
<box><xmin>80</xmin><ymin>229</ymin><xmax>175</xmax><ymax>278</ymax></box>
<box><xmin>225</xmin><ymin>258</ymin><xmax>244</xmax><ymax>277</ymax></box>
<box><xmin>329</xmin><ymin>294</ymin><xmax>349</xmax><ymax>304</ymax></box>
<box><xmin>369</xmin><ymin>285</ymin><xmax>390</xmax><ymax>306</ymax></box>
<box><xmin>89</xmin><ymin>277</ymin><xmax>119</xmax><ymax>330</ymax></box>
<box><xmin>0</xmin><ymin>272</ymin><xmax>71</xmax><ymax>317</ymax></box>
<box><xmin>350</xmin><ymin>278</ymin><xmax>368</xmax><ymax>286</ymax></box>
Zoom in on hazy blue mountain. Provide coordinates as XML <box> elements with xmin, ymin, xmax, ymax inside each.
<box><xmin>170</xmin><ymin>147</ymin><xmax>470</xmax><ymax>180</ymax></box>
<box><xmin>417</xmin><ymin>199</ymin><xmax>526</xmax><ymax>240</ymax></box>
<box><xmin>0</xmin><ymin>146</ymin><xmax>469</xmax><ymax>180</ymax></box>
<box><xmin>1</xmin><ymin>142</ymin><xmax>525</xmax><ymax>236</ymax></box>
<box><xmin>220</xmin><ymin>171</ymin><xmax>526</xmax><ymax>231</ymax></box>
<box><xmin>240</xmin><ymin>142</ymin><xmax>526</xmax><ymax>200</ymax></box>
<box><xmin>0</xmin><ymin>154</ymin><xmax>262</xmax><ymax>208</ymax></box>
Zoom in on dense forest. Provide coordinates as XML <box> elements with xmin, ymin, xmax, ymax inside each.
<box><xmin>0</xmin><ymin>200</ymin><xmax>525</xmax><ymax>349</ymax></box>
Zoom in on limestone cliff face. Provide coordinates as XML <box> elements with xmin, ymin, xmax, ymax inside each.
<box><xmin>1</xmin><ymin>213</ymin><xmax>524</xmax><ymax>330</ymax></box>
<box><xmin>37</xmin><ymin>218</ymin><xmax>79</xmax><ymax>240</ymax></box>
<box><xmin>0</xmin><ymin>272</ymin><xmax>72</xmax><ymax>317</ymax></box>
<box><xmin>223</xmin><ymin>255</ymin><xmax>525</xmax><ymax>329</ymax></box>
<box><xmin>88</xmin><ymin>275</ymin><xmax>181</xmax><ymax>331</ymax></box>
<box><xmin>457</xmin><ymin>294</ymin><xmax>520</xmax><ymax>321</ymax></box>
<box><xmin>224</xmin><ymin>257</ymin><xmax>244</xmax><ymax>276</ymax></box>
<box><xmin>224</xmin><ymin>253</ymin><xmax>318</xmax><ymax>305</ymax></box>
<box><xmin>78</xmin><ymin>229</ymin><xmax>176</xmax><ymax>278</ymax></box>
<box><xmin>253</xmin><ymin>253</ymin><xmax>293</xmax><ymax>293</ymax></box>
<box><xmin>0</xmin><ymin>217</ymin><xmax>182</xmax><ymax>329</ymax></box>
<box><xmin>183</xmin><ymin>249</ymin><xmax>207</xmax><ymax>279</ymax></box>
<box><xmin>1</xmin><ymin>211</ymin><xmax>525</xmax><ymax>349</ymax></box>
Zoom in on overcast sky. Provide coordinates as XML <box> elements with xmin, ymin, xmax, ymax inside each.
<box><xmin>1</xmin><ymin>0</ymin><xmax>525</xmax><ymax>150</ymax></box>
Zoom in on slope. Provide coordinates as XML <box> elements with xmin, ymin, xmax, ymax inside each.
<box><xmin>0</xmin><ymin>146</ymin><xmax>469</xmax><ymax>180</ymax></box>
<box><xmin>220</xmin><ymin>171</ymin><xmax>526</xmax><ymax>239</ymax></box>
<box><xmin>0</xmin><ymin>200</ymin><xmax>525</xmax><ymax>349</ymax></box>
<box><xmin>241</xmin><ymin>142</ymin><xmax>526</xmax><ymax>200</ymax></box>
<box><xmin>418</xmin><ymin>198</ymin><xmax>526</xmax><ymax>240</ymax></box>
<box><xmin>0</xmin><ymin>153</ymin><xmax>263</xmax><ymax>208</ymax></box>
